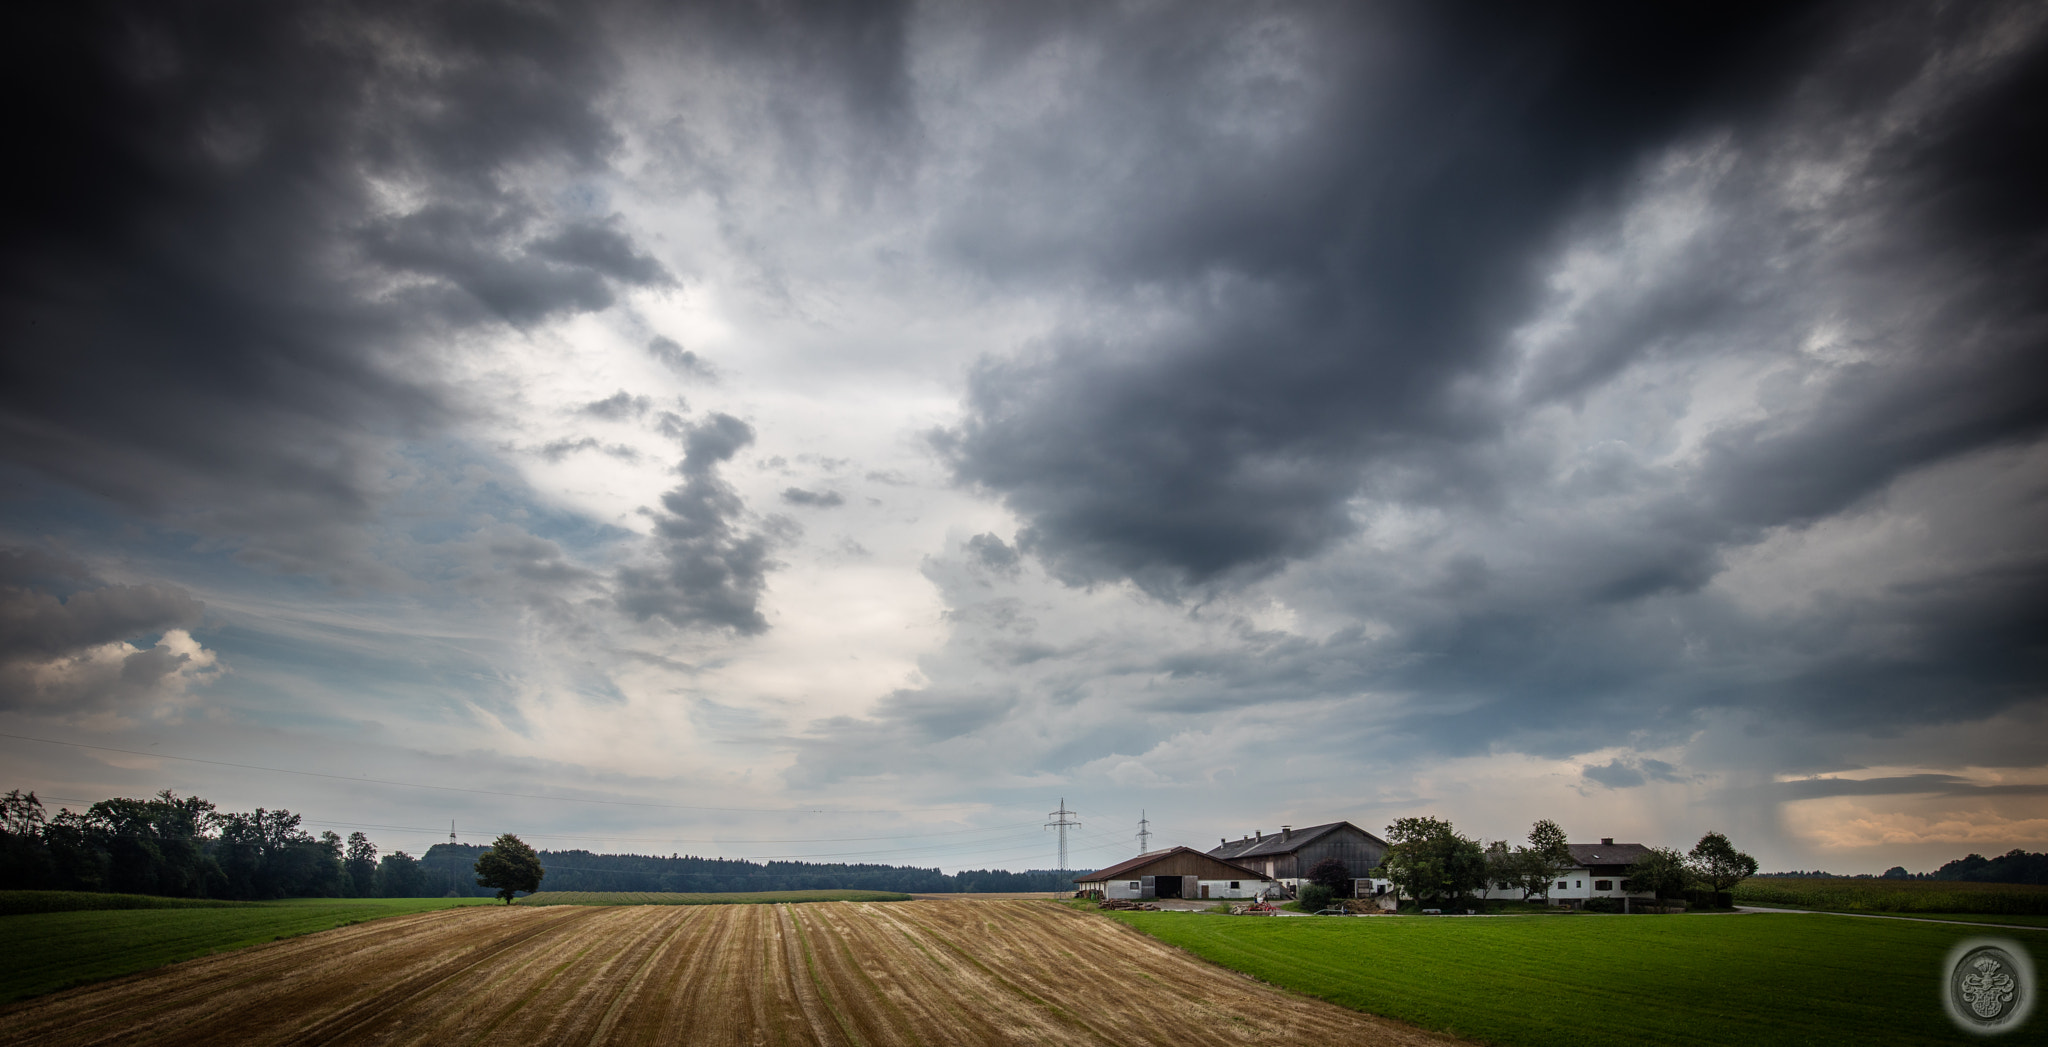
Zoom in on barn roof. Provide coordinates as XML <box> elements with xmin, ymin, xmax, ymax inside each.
<box><xmin>1567</xmin><ymin>842</ymin><xmax>1654</xmax><ymax>867</ymax></box>
<box><xmin>1207</xmin><ymin>821</ymin><xmax>1387</xmax><ymax>861</ymax></box>
<box><xmin>1074</xmin><ymin>846</ymin><xmax>1269</xmax><ymax>884</ymax></box>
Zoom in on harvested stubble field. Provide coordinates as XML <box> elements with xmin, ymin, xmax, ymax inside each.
<box><xmin>516</xmin><ymin>890</ymin><xmax>912</xmax><ymax>906</ymax></box>
<box><xmin>0</xmin><ymin>899</ymin><xmax>1456</xmax><ymax>1047</ymax></box>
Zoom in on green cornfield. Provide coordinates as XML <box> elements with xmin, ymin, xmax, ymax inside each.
<box><xmin>1732</xmin><ymin>877</ymin><xmax>2048</xmax><ymax>915</ymax></box>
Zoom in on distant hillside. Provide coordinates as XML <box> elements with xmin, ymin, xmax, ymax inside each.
<box><xmin>417</xmin><ymin>844</ymin><xmax>1072</xmax><ymax>896</ymax></box>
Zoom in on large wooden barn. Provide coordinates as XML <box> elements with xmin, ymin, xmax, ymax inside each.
<box><xmin>1074</xmin><ymin>846</ymin><xmax>1272</xmax><ymax>900</ymax></box>
<box><xmin>1206</xmin><ymin>821</ymin><xmax>1389</xmax><ymax>890</ymax></box>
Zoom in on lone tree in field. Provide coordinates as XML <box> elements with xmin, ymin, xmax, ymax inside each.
<box><xmin>475</xmin><ymin>833</ymin><xmax>544</xmax><ymax>904</ymax></box>
<box><xmin>1687</xmin><ymin>831</ymin><xmax>1758</xmax><ymax>893</ymax></box>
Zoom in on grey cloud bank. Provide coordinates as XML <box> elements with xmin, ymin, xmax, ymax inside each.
<box><xmin>0</xmin><ymin>0</ymin><xmax>2043</xmax><ymax>874</ymax></box>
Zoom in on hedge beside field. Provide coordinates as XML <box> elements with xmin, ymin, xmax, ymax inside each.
<box><xmin>1732</xmin><ymin>876</ymin><xmax>2048</xmax><ymax>915</ymax></box>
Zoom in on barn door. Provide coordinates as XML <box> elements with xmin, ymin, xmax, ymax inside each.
<box><xmin>1140</xmin><ymin>875</ymin><xmax>1156</xmax><ymax>899</ymax></box>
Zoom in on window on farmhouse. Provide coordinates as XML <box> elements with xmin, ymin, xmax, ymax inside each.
<box><xmin>1230</xmin><ymin>881</ymin><xmax>1240</xmax><ymax>889</ymax></box>
<box><xmin>1129</xmin><ymin>881</ymin><xmax>1140</xmax><ymax>889</ymax></box>
<box><xmin>1576</xmin><ymin>881</ymin><xmax>1582</xmax><ymax>889</ymax></box>
<box><xmin>1594</xmin><ymin>880</ymin><xmax>1612</xmax><ymax>891</ymax></box>
<box><xmin>1557</xmin><ymin>881</ymin><xmax>1568</xmax><ymax>890</ymax></box>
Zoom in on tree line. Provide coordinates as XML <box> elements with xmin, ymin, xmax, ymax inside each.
<box><xmin>1771</xmin><ymin>850</ymin><xmax>2046</xmax><ymax>883</ymax></box>
<box><xmin>0</xmin><ymin>789</ymin><xmax>1078</xmax><ymax>900</ymax></box>
<box><xmin>413</xmin><ymin>844</ymin><xmax>1074</xmax><ymax>897</ymax></box>
<box><xmin>0</xmin><ymin>789</ymin><xmax>439</xmax><ymax>900</ymax></box>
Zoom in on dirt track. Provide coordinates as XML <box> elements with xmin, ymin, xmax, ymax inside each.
<box><xmin>0</xmin><ymin>899</ymin><xmax>1460</xmax><ymax>1046</ymax></box>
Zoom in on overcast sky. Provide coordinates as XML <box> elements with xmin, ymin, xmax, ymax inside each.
<box><xmin>3</xmin><ymin>0</ymin><xmax>2044</xmax><ymax>875</ymax></box>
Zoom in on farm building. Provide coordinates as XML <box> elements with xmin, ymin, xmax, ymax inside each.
<box><xmin>1479</xmin><ymin>838</ymin><xmax>1659</xmax><ymax>908</ymax></box>
<box><xmin>1074</xmin><ymin>846</ymin><xmax>1273</xmax><ymax>900</ymax></box>
<box><xmin>1207</xmin><ymin>821</ymin><xmax>1389</xmax><ymax>892</ymax></box>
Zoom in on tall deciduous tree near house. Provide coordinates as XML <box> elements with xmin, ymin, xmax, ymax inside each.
<box><xmin>1378</xmin><ymin>817</ymin><xmax>1487</xmax><ymax>906</ymax></box>
<box><xmin>475</xmin><ymin>834</ymin><xmax>544</xmax><ymax>904</ymax></box>
<box><xmin>1687</xmin><ymin>831</ymin><xmax>1758</xmax><ymax>893</ymax></box>
<box><xmin>1526</xmin><ymin>820</ymin><xmax>1573</xmax><ymax>903</ymax></box>
<box><xmin>1625</xmin><ymin>847</ymin><xmax>1693</xmax><ymax>900</ymax></box>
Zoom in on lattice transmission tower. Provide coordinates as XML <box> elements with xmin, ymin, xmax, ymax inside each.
<box><xmin>1137</xmin><ymin>810</ymin><xmax>1152</xmax><ymax>855</ymax></box>
<box><xmin>1045</xmin><ymin>798</ymin><xmax>1080</xmax><ymax>872</ymax></box>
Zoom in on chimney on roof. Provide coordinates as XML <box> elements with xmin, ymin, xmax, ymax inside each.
<box><xmin>1221</xmin><ymin>838</ymin><xmax>1227</xmax><ymax>846</ymax></box>
<box><xmin>1255</xmin><ymin>830</ymin><xmax>1262</xmax><ymax>840</ymax></box>
<box><xmin>1601</xmin><ymin>837</ymin><xmax>1614</xmax><ymax>846</ymax></box>
<box><xmin>1282</xmin><ymin>825</ymin><xmax>1292</xmax><ymax>840</ymax></box>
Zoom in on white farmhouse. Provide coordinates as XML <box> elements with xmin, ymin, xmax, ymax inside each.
<box><xmin>1481</xmin><ymin>837</ymin><xmax>1660</xmax><ymax>909</ymax></box>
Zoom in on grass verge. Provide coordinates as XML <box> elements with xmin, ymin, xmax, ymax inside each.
<box><xmin>0</xmin><ymin>896</ymin><xmax>490</xmax><ymax>1005</ymax></box>
<box><xmin>1103</xmin><ymin>909</ymin><xmax>2048</xmax><ymax>1047</ymax></box>
<box><xmin>514</xmin><ymin>889</ymin><xmax>912</xmax><ymax>906</ymax></box>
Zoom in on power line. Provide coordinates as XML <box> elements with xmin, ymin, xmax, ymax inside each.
<box><xmin>0</xmin><ymin>732</ymin><xmax>1025</xmax><ymax>816</ymax></box>
<box><xmin>293</xmin><ymin>817</ymin><xmax>1047</xmax><ymax>848</ymax></box>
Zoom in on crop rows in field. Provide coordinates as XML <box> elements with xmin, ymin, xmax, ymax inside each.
<box><xmin>1732</xmin><ymin>876</ymin><xmax>2048</xmax><ymax>914</ymax></box>
<box><xmin>0</xmin><ymin>899</ymin><xmax>1454</xmax><ymax>1047</ymax></box>
<box><xmin>514</xmin><ymin>889</ymin><xmax>911</xmax><ymax>906</ymax></box>
<box><xmin>0</xmin><ymin>897</ymin><xmax>492</xmax><ymax>1004</ymax></box>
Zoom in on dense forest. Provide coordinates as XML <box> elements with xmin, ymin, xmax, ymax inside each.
<box><xmin>1930</xmin><ymin>849</ymin><xmax>2048</xmax><ymax>884</ymax></box>
<box><xmin>0</xmin><ymin>790</ymin><xmax>1074</xmax><ymax>899</ymax></box>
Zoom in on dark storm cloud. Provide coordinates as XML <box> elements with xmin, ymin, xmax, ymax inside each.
<box><xmin>647</xmin><ymin>338</ymin><xmax>718</xmax><ymax>381</ymax></box>
<box><xmin>923</xmin><ymin>2</ymin><xmax>2048</xmax><ymax>763</ymax></box>
<box><xmin>0</xmin><ymin>547</ymin><xmax>210</xmax><ymax>711</ymax></box>
<box><xmin>0</xmin><ymin>550</ymin><xmax>203</xmax><ymax>660</ymax></box>
<box><xmin>940</xmin><ymin>1</ymin><xmax>2046</xmax><ymax>591</ymax></box>
<box><xmin>780</xmin><ymin>488</ymin><xmax>844</xmax><ymax>508</ymax></box>
<box><xmin>580</xmin><ymin>392</ymin><xmax>652</xmax><ymax>420</ymax></box>
<box><xmin>538</xmin><ymin>437</ymin><xmax>639</xmax><ymax>463</ymax></box>
<box><xmin>964</xmin><ymin>533</ymin><xmax>1020</xmax><ymax>575</ymax></box>
<box><xmin>0</xmin><ymin>0</ymin><xmax>656</xmax><ymax>579</ymax></box>
<box><xmin>360</xmin><ymin>206</ymin><xmax>671</xmax><ymax>326</ymax></box>
<box><xmin>615</xmin><ymin>414</ymin><xmax>786</xmax><ymax>635</ymax></box>
<box><xmin>1582</xmin><ymin>757</ymin><xmax>1688</xmax><ymax>790</ymax></box>
<box><xmin>629</xmin><ymin>0</ymin><xmax>917</xmax><ymax>195</ymax></box>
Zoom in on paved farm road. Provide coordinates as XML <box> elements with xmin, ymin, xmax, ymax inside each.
<box><xmin>0</xmin><ymin>899</ymin><xmax>1458</xmax><ymax>1046</ymax></box>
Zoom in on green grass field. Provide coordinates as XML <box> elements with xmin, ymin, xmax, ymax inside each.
<box><xmin>0</xmin><ymin>896</ymin><xmax>489</xmax><ymax>1005</ymax></box>
<box><xmin>0</xmin><ymin>890</ymin><xmax>257</xmax><ymax>916</ymax></box>
<box><xmin>1107</xmin><ymin>910</ymin><xmax>2048</xmax><ymax>1047</ymax></box>
<box><xmin>514</xmin><ymin>889</ymin><xmax>912</xmax><ymax>906</ymax></box>
<box><xmin>1734</xmin><ymin>876</ymin><xmax>2048</xmax><ymax>916</ymax></box>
